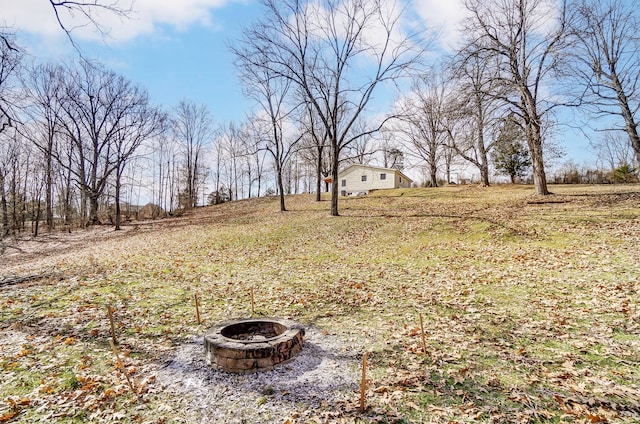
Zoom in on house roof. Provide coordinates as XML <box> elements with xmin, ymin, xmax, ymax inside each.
<box><xmin>337</xmin><ymin>164</ymin><xmax>413</xmax><ymax>183</ymax></box>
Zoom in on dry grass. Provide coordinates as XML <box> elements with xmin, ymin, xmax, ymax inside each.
<box><xmin>1</xmin><ymin>184</ymin><xmax>639</xmax><ymax>423</ymax></box>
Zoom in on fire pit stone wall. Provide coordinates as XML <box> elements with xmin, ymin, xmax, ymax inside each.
<box><xmin>204</xmin><ymin>318</ymin><xmax>305</xmax><ymax>374</ymax></box>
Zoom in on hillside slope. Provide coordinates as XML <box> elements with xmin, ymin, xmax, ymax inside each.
<box><xmin>1</xmin><ymin>184</ymin><xmax>639</xmax><ymax>423</ymax></box>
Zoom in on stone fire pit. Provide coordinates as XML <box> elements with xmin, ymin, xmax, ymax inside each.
<box><xmin>204</xmin><ymin>318</ymin><xmax>305</xmax><ymax>374</ymax></box>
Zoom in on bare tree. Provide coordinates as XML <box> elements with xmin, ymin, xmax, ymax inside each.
<box><xmin>112</xmin><ymin>90</ymin><xmax>165</xmax><ymax>230</ymax></box>
<box><xmin>56</xmin><ymin>60</ymin><xmax>155</xmax><ymax>226</ymax></box>
<box><xmin>173</xmin><ymin>100</ymin><xmax>214</xmax><ymax>209</ymax></box>
<box><xmin>569</xmin><ymin>0</ymin><xmax>640</xmax><ymax>165</ymax></box>
<box><xmin>0</xmin><ymin>131</ymin><xmax>19</xmax><ymax>237</ymax></box>
<box><xmin>298</xmin><ymin>101</ymin><xmax>332</xmax><ymax>201</ymax></box>
<box><xmin>218</xmin><ymin>121</ymin><xmax>252</xmax><ymax>202</ymax></box>
<box><xmin>394</xmin><ymin>75</ymin><xmax>449</xmax><ymax>187</ymax></box>
<box><xmin>461</xmin><ymin>0</ymin><xmax>572</xmax><ymax>195</ymax></box>
<box><xmin>0</xmin><ymin>31</ymin><xmax>21</xmax><ymax>136</ymax></box>
<box><xmin>591</xmin><ymin>131</ymin><xmax>638</xmax><ymax>170</ymax></box>
<box><xmin>377</xmin><ymin>129</ymin><xmax>405</xmax><ymax>170</ymax></box>
<box><xmin>1</xmin><ymin>1</ymin><xmax>131</xmax><ymax>55</ymax></box>
<box><xmin>342</xmin><ymin>119</ymin><xmax>376</xmax><ymax>166</ymax></box>
<box><xmin>0</xmin><ymin>129</ymin><xmax>33</xmax><ymax>237</ymax></box>
<box><xmin>239</xmin><ymin>118</ymin><xmax>269</xmax><ymax>199</ymax></box>
<box><xmin>47</xmin><ymin>1</ymin><xmax>131</xmax><ymax>50</ymax></box>
<box><xmin>210</xmin><ymin>129</ymin><xmax>226</xmax><ymax>205</ymax></box>
<box><xmin>234</xmin><ymin>48</ymin><xmax>304</xmax><ymax>211</ymax></box>
<box><xmin>447</xmin><ymin>51</ymin><xmax>506</xmax><ymax>186</ymax></box>
<box><xmin>23</xmin><ymin>63</ymin><xmax>67</xmax><ymax>231</ymax></box>
<box><xmin>234</xmin><ymin>0</ymin><xmax>427</xmax><ymax>215</ymax></box>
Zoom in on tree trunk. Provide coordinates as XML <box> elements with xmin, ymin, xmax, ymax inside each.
<box><xmin>114</xmin><ymin>169</ymin><xmax>122</xmax><ymax>230</ymax></box>
<box><xmin>428</xmin><ymin>145</ymin><xmax>439</xmax><ymax>187</ymax></box>
<box><xmin>476</xmin><ymin>97</ymin><xmax>491</xmax><ymax>187</ymax></box>
<box><xmin>528</xmin><ymin>122</ymin><xmax>550</xmax><ymax>195</ymax></box>
<box><xmin>63</xmin><ymin>164</ymin><xmax>73</xmax><ymax>226</ymax></box>
<box><xmin>276</xmin><ymin>163</ymin><xmax>286</xmax><ymax>212</ymax></box>
<box><xmin>522</xmin><ymin>94</ymin><xmax>549</xmax><ymax>195</ymax></box>
<box><xmin>34</xmin><ymin>200</ymin><xmax>41</xmax><ymax>237</ymax></box>
<box><xmin>0</xmin><ymin>172</ymin><xmax>8</xmax><ymax>238</ymax></box>
<box><xmin>10</xmin><ymin>167</ymin><xmax>17</xmax><ymax>236</ymax></box>
<box><xmin>479</xmin><ymin>162</ymin><xmax>490</xmax><ymax>186</ymax></box>
<box><xmin>315</xmin><ymin>153</ymin><xmax>323</xmax><ymax>202</ymax></box>
<box><xmin>88</xmin><ymin>194</ymin><xmax>101</xmax><ymax>226</ymax></box>
<box><xmin>330</xmin><ymin>155</ymin><xmax>339</xmax><ymax>216</ymax></box>
<box><xmin>476</xmin><ymin>122</ymin><xmax>490</xmax><ymax>186</ymax></box>
<box><xmin>45</xmin><ymin>154</ymin><xmax>53</xmax><ymax>231</ymax></box>
<box><xmin>616</xmin><ymin>85</ymin><xmax>640</xmax><ymax>165</ymax></box>
<box><xmin>429</xmin><ymin>165</ymin><xmax>438</xmax><ymax>187</ymax></box>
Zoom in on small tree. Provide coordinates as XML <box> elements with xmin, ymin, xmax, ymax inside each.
<box><xmin>492</xmin><ymin>117</ymin><xmax>532</xmax><ymax>183</ymax></box>
<box><xmin>611</xmin><ymin>163</ymin><xmax>639</xmax><ymax>183</ymax></box>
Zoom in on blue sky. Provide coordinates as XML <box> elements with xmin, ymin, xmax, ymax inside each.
<box><xmin>75</xmin><ymin>1</ymin><xmax>262</xmax><ymax>124</ymax></box>
<box><xmin>4</xmin><ymin>0</ymin><xmax>604</xmax><ymax>169</ymax></box>
<box><xmin>6</xmin><ymin>0</ymin><xmax>264</xmax><ymax>122</ymax></box>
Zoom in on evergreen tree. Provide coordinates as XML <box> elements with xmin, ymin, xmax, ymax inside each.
<box><xmin>492</xmin><ymin>116</ymin><xmax>531</xmax><ymax>183</ymax></box>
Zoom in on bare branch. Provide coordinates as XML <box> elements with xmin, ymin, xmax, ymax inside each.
<box><xmin>48</xmin><ymin>0</ymin><xmax>132</xmax><ymax>52</ymax></box>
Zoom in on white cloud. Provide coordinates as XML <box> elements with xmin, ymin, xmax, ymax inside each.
<box><xmin>1</xmin><ymin>0</ymin><xmax>238</xmax><ymax>43</ymax></box>
<box><xmin>412</xmin><ymin>0</ymin><xmax>468</xmax><ymax>50</ymax></box>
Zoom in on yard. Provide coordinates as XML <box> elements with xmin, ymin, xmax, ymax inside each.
<box><xmin>1</xmin><ymin>184</ymin><xmax>639</xmax><ymax>423</ymax></box>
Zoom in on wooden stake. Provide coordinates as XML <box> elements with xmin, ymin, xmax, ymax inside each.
<box><xmin>359</xmin><ymin>352</ymin><xmax>367</xmax><ymax>413</ymax></box>
<box><xmin>419</xmin><ymin>313</ymin><xmax>427</xmax><ymax>355</ymax></box>
<box><xmin>110</xmin><ymin>340</ymin><xmax>138</xmax><ymax>397</ymax></box>
<box><xmin>195</xmin><ymin>294</ymin><xmax>201</xmax><ymax>325</ymax></box>
<box><xmin>250</xmin><ymin>287</ymin><xmax>255</xmax><ymax>316</ymax></box>
<box><xmin>107</xmin><ymin>305</ymin><xmax>117</xmax><ymax>345</ymax></box>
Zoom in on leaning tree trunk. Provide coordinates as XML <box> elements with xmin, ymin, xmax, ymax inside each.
<box><xmin>617</xmin><ymin>89</ymin><xmax>640</xmax><ymax>166</ymax></box>
<box><xmin>625</xmin><ymin>123</ymin><xmax>640</xmax><ymax>166</ymax></box>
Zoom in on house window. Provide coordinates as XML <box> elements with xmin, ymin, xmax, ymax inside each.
<box><xmin>380</xmin><ymin>173</ymin><xmax>386</xmax><ymax>180</ymax></box>
<box><xmin>341</xmin><ymin>179</ymin><xmax>346</xmax><ymax>187</ymax></box>
<box><xmin>399</xmin><ymin>177</ymin><xmax>403</xmax><ymax>183</ymax></box>
<box><xmin>361</xmin><ymin>175</ymin><xmax>367</xmax><ymax>182</ymax></box>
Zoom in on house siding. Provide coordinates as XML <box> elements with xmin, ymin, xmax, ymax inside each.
<box><xmin>394</xmin><ymin>172</ymin><xmax>412</xmax><ymax>189</ymax></box>
<box><xmin>338</xmin><ymin>165</ymin><xmax>412</xmax><ymax>195</ymax></box>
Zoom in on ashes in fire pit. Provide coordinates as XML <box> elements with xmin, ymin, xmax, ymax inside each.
<box><xmin>204</xmin><ymin>318</ymin><xmax>305</xmax><ymax>374</ymax></box>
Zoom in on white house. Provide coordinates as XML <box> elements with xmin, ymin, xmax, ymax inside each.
<box><xmin>337</xmin><ymin>164</ymin><xmax>413</xmax><ymax>196</ymax></box>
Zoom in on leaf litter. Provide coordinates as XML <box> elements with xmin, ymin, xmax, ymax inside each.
<box><xmin>1</xmin><ymin>185</ymin><xmax>639</xmax><ymax>423</ymax></box>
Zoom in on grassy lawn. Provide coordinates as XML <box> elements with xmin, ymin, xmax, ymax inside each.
<box><xmin>1</xmin><ymin>184</ymin><xmax>639</xmax><ymax>423</ymax></box>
